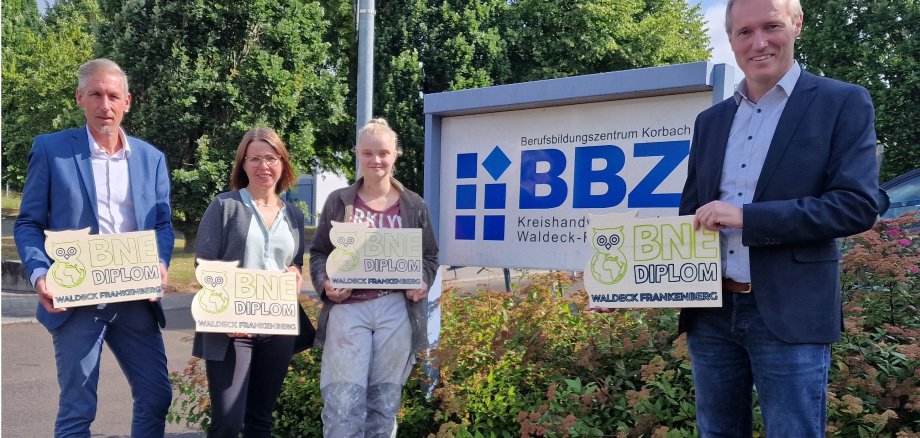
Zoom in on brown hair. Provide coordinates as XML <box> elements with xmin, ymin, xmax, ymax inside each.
<box><xmin>229</xmin><ymin>127</ymin><xmax>296</xmax><ymax>194</ymax></box>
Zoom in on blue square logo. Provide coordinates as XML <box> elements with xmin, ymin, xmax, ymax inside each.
<box><xmin>455</xmin><ymin>215</ymin><xmax>475</xmax><ymax>240</ymax></box>
<box><xmin>457</xmin><ymin>153</ymin><xmax>478</xmax><ymax>179</ymax></box>
<box><xmin>484</xmin><ymin>183</ymin><xmax>506</xmax><ymax>209</ymax></box>
<box><xmin>483</xmin><ymin>215</ymin><xmax>505</xmax><ymax>241</ymax></box>
<box><xmin>456</xmin><ymin>185</ymin><xmax>476</xmax><ymax>209</ymax></box>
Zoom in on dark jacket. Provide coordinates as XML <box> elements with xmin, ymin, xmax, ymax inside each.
<box><xmin>192</xmin><ymin>190</ymin><xmax>306</xmax><ymax>361</ymax></box>
<box><xmin>310</xmin><ymin>177</ymin><xmax>439</xmax><ymax>354</ymax></box>
<box><xmin>679</xmin><ymin>71</ymin><xmax>879</xmax><ymax>343</ymax></box>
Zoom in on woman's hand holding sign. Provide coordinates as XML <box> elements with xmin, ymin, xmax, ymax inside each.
<box><xmin>323</xmin><ymin>279</ymin><xmax>352</xmax><ymax>303</ymax></box>
<box><xmin>406</xmin><ymin>281</ymin><xmax>428</xmax><ymax>302</ymax></box>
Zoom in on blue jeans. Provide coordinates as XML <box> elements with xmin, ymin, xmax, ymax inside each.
<box><xmin>49</xmin><ymin>301</ymin><xmax>171</xmax><ymax>438</ymax></box>
<box><xmin>687</xmin><ymin>292</ymin><xmax>830</xmax><ymax>438</ymax></box>
<box><xmin>321</xmin><ymin>293</ymin><xmax>414</xmax><ymax>438</ymax></box>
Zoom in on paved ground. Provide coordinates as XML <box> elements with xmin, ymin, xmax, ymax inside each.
<box><xmin>1</xmin><ymin>293</ymin><xmax>203</xmax><ymax>437</ymax></box>
<box><xmin>1</xmin><ymin>266</ymin><xmax>539</xmax><ymax>437</ymax></box>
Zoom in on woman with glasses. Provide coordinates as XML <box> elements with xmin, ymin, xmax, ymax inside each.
<box><xmin>192</xmin><ymin>127</ymin><xmax>307</xmax><ymax>437</ymax></box>
<box><xmin>310</xmin><ymin>118</ymin><xmax>439</xmax><ymax>436</ymax></box>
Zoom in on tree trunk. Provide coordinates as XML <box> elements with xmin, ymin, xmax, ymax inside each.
<box><xmin>182</xmin><ymin>230</ymin><xmax>197</xmax><ymax>253</ymax></box>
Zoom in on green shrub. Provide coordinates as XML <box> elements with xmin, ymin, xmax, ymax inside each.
<box><xmin>832</xmin><ymin>212</ymin><xmax>920</xmax><ymax>436</ymax></box>
<box><xmin>167</xmin><ymin>353</ymin><xmax>210</xmax><ymax>431</ymax></box>
<box><xmin>168</xmin><ymin>217</ymin><xmax>920</xmax><ymax>436</ymax></box>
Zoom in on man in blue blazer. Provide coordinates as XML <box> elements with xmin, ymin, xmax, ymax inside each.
<box><xmin>14</xmin><ymin>59</ymin><xmax>175</xmax><ymax>437</ymax></box>
<box><xmin>678</xmin><ymin>0</ymin><xmax>879</xmax><ymax>436</ymax></box>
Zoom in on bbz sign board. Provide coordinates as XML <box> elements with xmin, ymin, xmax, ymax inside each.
<box><xmin>436</xmin><ymin>91</ymin><xmax>713</xmax><ymax>270</ymax></box>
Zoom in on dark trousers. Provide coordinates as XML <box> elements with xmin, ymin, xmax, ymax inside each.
<box><xmin>205</xmin><ymin>335</ymin><xmax>295</xmax><ymax>438</ymax></box>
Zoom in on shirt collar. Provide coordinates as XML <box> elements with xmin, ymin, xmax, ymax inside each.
<box><xmin>86</xmin><ymin>125</ymin><xmax>132</xmax><ymax>159</ymax></box>
<box><xmin>733</xmin><ymin>61</ymin><xmax>802</xmax><ymax>104</ymax></box>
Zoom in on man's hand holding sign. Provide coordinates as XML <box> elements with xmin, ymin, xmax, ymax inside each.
<box><xmin>43</xmin><ymin>228</ymin><xmax>164</xmax><ymax>309</ymax></box>
<box><xmin>584</xmin><ymin>212</ymin><xmax>721</xmax><ymax>309</ymax></box>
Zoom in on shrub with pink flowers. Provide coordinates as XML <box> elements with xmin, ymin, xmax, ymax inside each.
<box><xmin>841</xmin><ymin>212</ymin><xmax>919</xmax><ymax>326</ymax></box>
<box><xmin>833</xmin><ymin>212</ymin><xmax>920</xmax><ymax>435</ymax></box>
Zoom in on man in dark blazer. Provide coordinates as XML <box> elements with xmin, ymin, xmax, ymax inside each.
<box><xmin>14</xmin><ymin>59</ymin><xmax>174</xmax><ymax>437</ymax></box>
<box><xmin>678</xmin><ymin>0</ymin><xmax>879</xmax><ymax>436</ymax></box>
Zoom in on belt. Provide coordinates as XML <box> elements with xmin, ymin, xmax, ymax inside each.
<box><xmin>723</xmin><ymin>278</ymin><xmax>751</xmax><ymax>294</ymax></box>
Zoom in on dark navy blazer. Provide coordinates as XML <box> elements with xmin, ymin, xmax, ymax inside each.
<box><xmin>14</xmin><ymin>127</ymin><xmax>175</xmax><ymax>330</ymax></box>
<box><xmin>679</xmin><ymin>71</ymin><xmax>879</xmax><ymax>343</ymax></box>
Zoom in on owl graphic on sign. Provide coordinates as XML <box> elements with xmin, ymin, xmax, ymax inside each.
<box><xmin>195</xmin><ymin>260</ymin><xmax>237</xmax><ymax>314</ymax></box>
<box><xmin>48</xmin><ymin>240</ymin><xmax>87</xmax><ymax>288</ymax></box>
<box><xmin>329</xmin><ymin>226</ymin><xmax>360</xmax><ymax>273</ymax></box>
<box><xmin>590</xmin><ymin>226</ymin><xmax>628</xmax><ymax>285</ymax></box>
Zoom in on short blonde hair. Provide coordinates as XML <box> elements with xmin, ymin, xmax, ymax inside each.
<box><xmin>725</xmin><ymin>0</ymin><xmax>802</xmax><ymax>33</ymax></box>
<box><xmin>78</xmin><ymin>58</ymin><xmax>129</xmax><ymax>93</ymax></box>
<box><xmin>230</xmin><ymin>127</ymin><xmax>297</xmax><ymax>194</ymax></box>
<box><xmin>356</xmin><ymin>117</ymin><xmax>403</xmax><ymax>157</ymax></box>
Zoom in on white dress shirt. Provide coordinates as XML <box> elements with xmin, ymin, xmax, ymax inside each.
<box><xmin>88</xmin><ymin>125</ymin><xmax>137</xmax><ymax>234</ymax></box>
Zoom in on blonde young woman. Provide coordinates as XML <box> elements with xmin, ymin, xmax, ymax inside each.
<box><xmin>193</xmin><ymin>127</ymin><xmax>306</xmax><ymax>437</ymax></box>
<box><xmin>310</xmin><ymin>118</ymin><xmax>439</xmax><ymax>437</ymax></box>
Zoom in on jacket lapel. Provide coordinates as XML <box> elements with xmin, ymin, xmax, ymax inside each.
<box><xmin>754</xmin><ymin>71</ymin><xmax>818</xmax><ymax>201</ymax></box>
<box><xmin>704</xmin><ymin>100</ymin><xmax>738</xmax><ymax>202</ymax></box>
<box><xmin>72</xmin><ymin>127</ymin><xmax>99</xmax><ymax>221</ymax></box>
<box><xmin>126</xmin><ymin>141</ymin><xmax>146</xmax><ymax>230</ymax></box>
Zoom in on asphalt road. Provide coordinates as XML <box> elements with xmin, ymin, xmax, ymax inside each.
<box><xmin>1</xmin><ymin>300</ymin><xmax>203</xmax><ymax>438</ymax></box>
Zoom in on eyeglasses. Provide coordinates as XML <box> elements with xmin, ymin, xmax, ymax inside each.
<box><xmin>245</xmin><ymin>155</ymin><xmax>281</xmax><ymax>167</ymax></box>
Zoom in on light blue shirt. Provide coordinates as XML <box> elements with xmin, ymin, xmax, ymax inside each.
<box><xmin>719</xmin><ymin>63</ymin><xmax>801</xmax><ymax>283</ymax></box>
<box><xmin>239</xmin><ymin>188</ymin><xmax>296</xmax><ymax>271</ymax></box>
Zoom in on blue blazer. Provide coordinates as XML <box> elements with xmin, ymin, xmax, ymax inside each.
<box><xmin>14</xmin><ymin>127</ymin><xmax>175</xmax><ymax>330</ymax></box>
<box><xmin>679</xmin><ymin>71</ymin><xmax>879</xmax><ymax>343</ymax></box>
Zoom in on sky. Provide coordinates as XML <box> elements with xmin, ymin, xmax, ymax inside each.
<box><xmin>695</xmin><ymin>0</ymin><xmax>742</xmax><ymax>81</ymax></box>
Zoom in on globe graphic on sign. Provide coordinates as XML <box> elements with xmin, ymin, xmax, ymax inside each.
<box><xmin>330</xmin><ymin>249</ymin><xmax>359</xmax><ymax>272</ymax></box>
<box><xmin>199</xmin><ymin>289</ymin><xmax>230</xmax><ymax>314</ymax></box>
<box><xmin>52</xmin><ymin>262</ymin><xmax>86</xmax><ymax>288</ymax></box>
<box><xmin>590</xmin><ymin>252</ymin><xmax>628</xmax><ymax>285</ymax></box>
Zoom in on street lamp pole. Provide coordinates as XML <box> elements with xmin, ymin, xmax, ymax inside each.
<box><xmin>355</xmin><ymin>0</ymin><xmax>375</xmax><ymax>177</ymax></box>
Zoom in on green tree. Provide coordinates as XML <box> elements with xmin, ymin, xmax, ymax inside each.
<box><xmin>503</xmin><ymin>0</ymin><xmax>710</xmax><ymax>82</ymax></box>
<box><xmin>2</xmin><ymin>0</ymin><xmax>102</xmax><ymax>190</ymax></box>
<box><xmin>363</xmin><ymin>0</ymin><xmax>710</xmax><ymax>193</ymax></box>
<box><xmin>372</xmin><ymin>0</ymin><xmax>510</xmax><ymax>191</ymax></box>
<box><xmin>313</xmin><ymin>0</ymin><xmax>358</xmax><ymax>179</ymax></box>
<box><xmin>97</xmin><ymin>0</ymin><xmax>348</xmax><ymax>250</ymax></box>
<box><xmin>798</xmin><ymin>0</ymin><xmax>920</xmax><ymax>181</ymax></box>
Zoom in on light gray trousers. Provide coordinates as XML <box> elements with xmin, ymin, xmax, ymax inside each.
<box><xmin>321</xmin><ymin>292</ymin><xmax>414</xmax><ymax>438</ymax></box>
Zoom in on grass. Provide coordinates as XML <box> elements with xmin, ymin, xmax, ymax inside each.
<box><xmin>2</xmin><ymin>191</ymin><xmax>22</xmax><ymax>216</ymax></box>
<box><xmin>166</xmin><ymin>238</ymin><xmax>198</xmax><ymax>292</ymax></box>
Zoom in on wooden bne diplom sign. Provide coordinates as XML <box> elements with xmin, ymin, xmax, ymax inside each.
<box><xmin>584</xmin><ymin>212</ymin><xmax>722</xmax><ymax>308</ymax></box>
<box><xmin>192</xmin><ymin>259</ymin><xmax>300</xmax><ymax>335</ymax></box>
<box><xmin>326</xmin><ymin>222</ymin><xmax>423</xmax><ymax>289</ymax></box>
<box><xmin>43</xmin><ymin>228</ymin><xmax>162</xmax><ymax>308</ymax></box>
